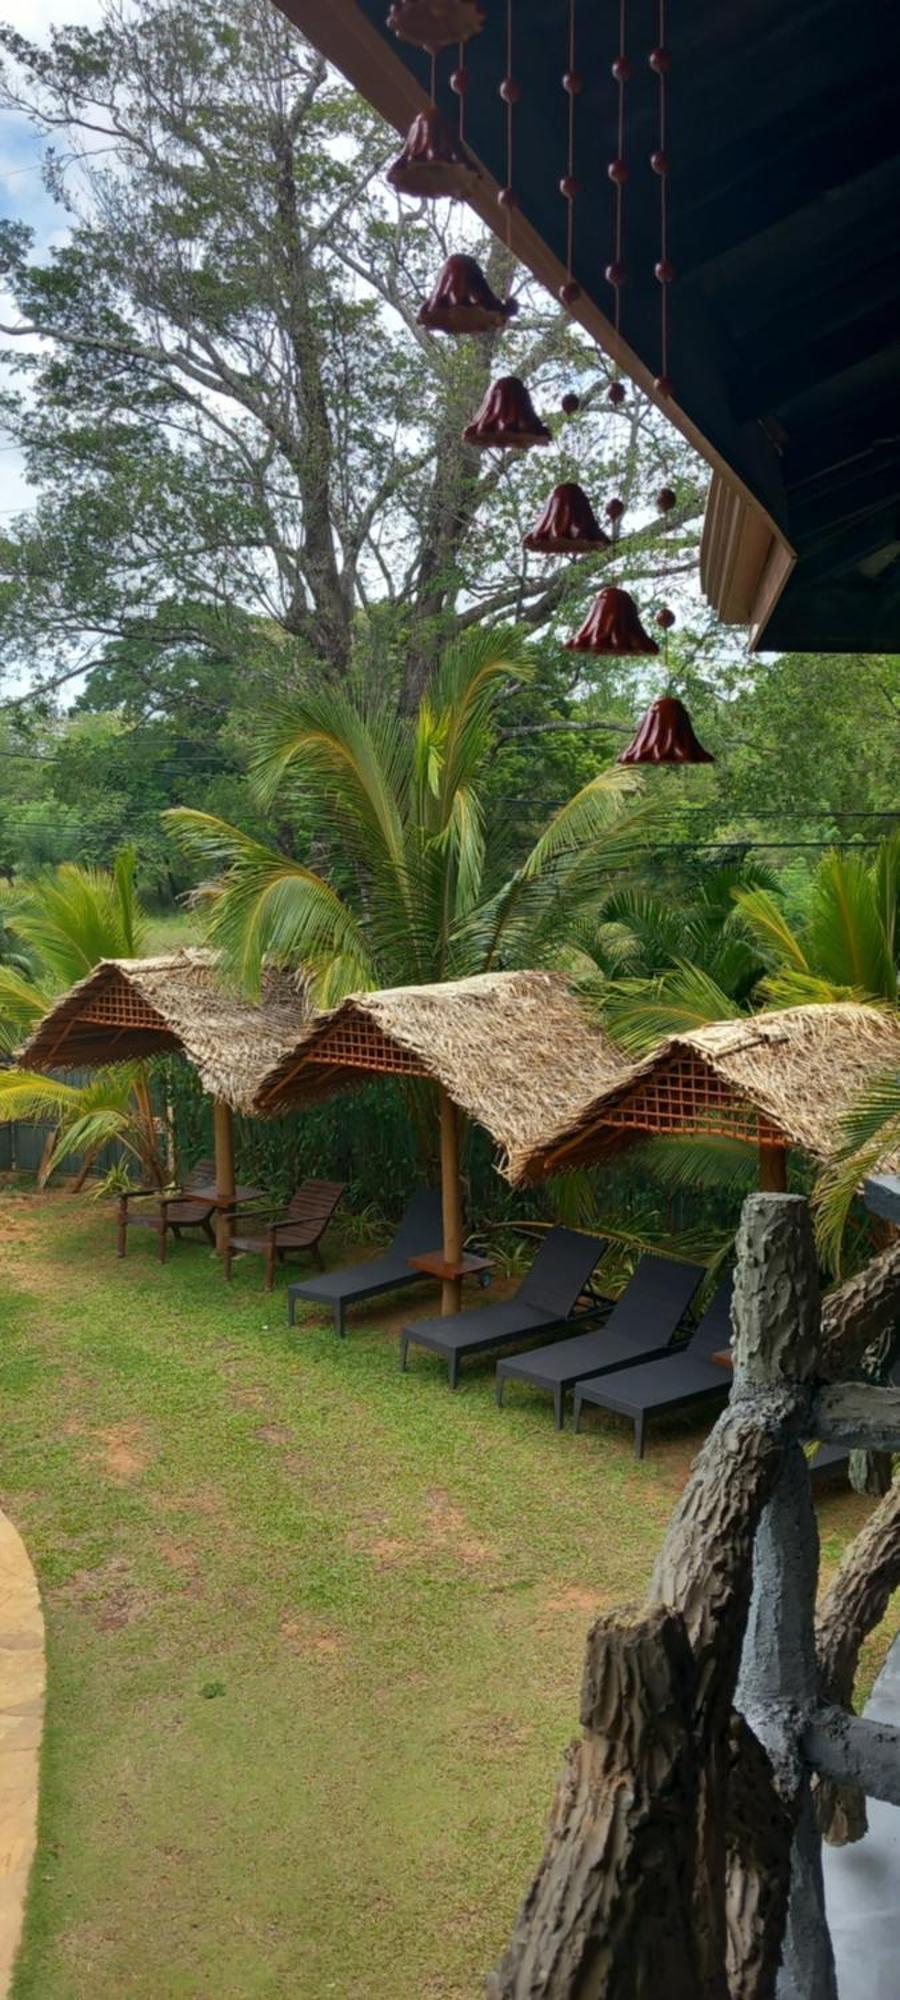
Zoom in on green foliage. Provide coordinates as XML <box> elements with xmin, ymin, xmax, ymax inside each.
<box><xmin>167</xmin><ymin>628</ymin><xmax>663</xmax><ymax>1006</ymax></box>
<box><xmin>814</xmin><ymin>1073</ymin><xmax>900</xmax><ymax>1270</ymax></box>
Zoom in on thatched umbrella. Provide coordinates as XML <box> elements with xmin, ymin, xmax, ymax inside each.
<box><xmin>18</xmin><ymin>950</ymin><xmax>309</xmax><ymax>1250</ymax></box>
<box><xmin>510</xmin><ymin>1003</ymin><xmax>900</xmax><ymax>1192</ymax></box>
<box><xmin>252</xmin><ymin>969</ymin><xmax>629</xmax><ymax>1313</ymax></box>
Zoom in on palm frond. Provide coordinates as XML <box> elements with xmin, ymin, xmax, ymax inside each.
<box><xmin>603</xmin><ymin>963</ymin><xmax>742</xmax><ymax>1054</ymax></box>
<box><xmin>814</xmin><ymin>1071</ymin><xmax>900</xmax><ymax>1268</ymax></box>
<box><xmin>731</xmin><ymin>885</ymin><xmax>811</xmax><ymax>975</ymax></box>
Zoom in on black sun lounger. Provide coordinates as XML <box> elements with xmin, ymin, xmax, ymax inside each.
<box><xmin>572</xmin><ymin>1273</ymin><xmax>734</xmax><ymax>1457</ymax></box>
<box><xmin>495</xmin><ymin>1253</ymin><xmax>707</xmax><ymax>1429</ymax></box>
<box><xmin>286</xmin><ymin>1187</ymin><xmax>443</xmax><ymax>1336</ymax></box>
<box><xmin>399</xmin><ymin>1227</ymin><xmax>607</xmax><ymax>1389</ymax></box>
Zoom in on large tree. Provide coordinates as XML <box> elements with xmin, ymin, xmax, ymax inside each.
<box><xmin>0</xmin><ymin>0</ymin><xmax>704</xmax><ymax>715</ymax></box>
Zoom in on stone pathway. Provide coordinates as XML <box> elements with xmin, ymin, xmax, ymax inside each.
<box><xmin>0</xmin><ymin>1512</ymin><xmax>45</xmax><ymax>1999</ymax></box>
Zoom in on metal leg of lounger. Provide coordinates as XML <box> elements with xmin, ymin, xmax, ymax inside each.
<box><xmin>399</xmin><ymin>1335</ymin><xmax>409</xmax><ymax>1372</ymax></box>
<box><xmin>495</xmin><ymin>1374</ymin><xmax>505</xmax><ymax>1407</ymax></box>
<box><xmin>448</xmin><ymin>1352</ymin><xmax>460</xmax><ymax>1390</ymax></box>
<box><xmin>554</xmin><ymin>1385</ymin><xmax>564</xmax><ymax>1431</ymax></box>
<box><xmin>287</xmin><ymin>1292</ymin><xmax>296</xmax><ymax>1328</ymax></box>
<box><xmin>334</xmin><ymin>1301</ymin><xmax>345</xmax><ymax>1338</ymax></box>
<box><xmin>634</xmin><ymin>1412</ymin><xmax>646</xmax><ymax>1460</ymax></box>
<box><xmin>572</xmin><ymin>1392</ymin><xmax>583</xmax><ymax>1433</ymax></box>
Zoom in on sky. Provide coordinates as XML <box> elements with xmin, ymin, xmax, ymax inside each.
<box><xmin>0</xmin><ymin>0</ymin><xmax>104</xmax><ymax>519</ymax></box>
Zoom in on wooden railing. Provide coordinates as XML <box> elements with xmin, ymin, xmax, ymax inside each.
<box><xmin>488</xmin><ymin>1195</ymin><xmax>900</xmax><ymax>2000</ymax></box>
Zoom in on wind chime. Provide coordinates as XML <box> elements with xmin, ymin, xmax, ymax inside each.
<box><xmin>386</xmin><ymin>0</ymin><xmax>712</xmax><ymax>761</ymax></box>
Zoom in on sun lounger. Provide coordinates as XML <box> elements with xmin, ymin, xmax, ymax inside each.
<box><xmin>399</xmin><ymin>1226</ymin><xmax>607</xmax><ymax>1389</ymax></box>
<box><xmin>572</xmin><ymin>1273</ymin><xmax>734</xmax><ymax>1457</ymax></box>
<box><xmin>495</xmin><ymin>1253</ymin><xmax>706</xmax><ymax>1429</ymax></box>
<box><xmin>286</xmin><ymin>1187</ymin><xmax>443</xmax><ymax>1335</ymax></box>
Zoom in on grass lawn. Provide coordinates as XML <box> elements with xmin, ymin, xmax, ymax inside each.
<box><xmin>1</xmin><ymin>1191</ymin><xmax>897</xmax><ymax>1999</ymax></box>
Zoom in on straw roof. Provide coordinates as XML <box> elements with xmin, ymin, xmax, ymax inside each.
<box><xmin>513</xmin><ymin>1002</ymin><xmax>900</xmax><ymax>1183</ymax></box>
<box><xmin>252</xmin><ymin>969</ymin><xmax>631</xmax><ymax>1173</ymax></box>
<box><xmin>18</xmin><ymin>950</ymin><xmax>310</xmax><ymax>1113</ymax></box>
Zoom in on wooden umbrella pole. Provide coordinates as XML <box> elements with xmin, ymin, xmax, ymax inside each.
<box><xmin>759</xmin><ymin>1138</ymin><xmax>788</xmax><ymax>1193</ymax></box>
<box><xmin>439</xmin><ymin>1084</ymin><xmax>464</xmax><ymax>1316</ymax></box>
<box><xmin>212</xmin><ymin>1097</ymin><xmax>236</xmax><ymax>1258</ymax></box>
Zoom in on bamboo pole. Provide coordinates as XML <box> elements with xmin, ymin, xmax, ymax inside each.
<box><xmin>212</xmin><ymin>1097</ymin><xmax>236</xmax><ymax>1259</ymax></box>
<box><xmin>439</xmin><ymin>1084</ymin><xmax>463</xmax><ymax>1316</ymax></box>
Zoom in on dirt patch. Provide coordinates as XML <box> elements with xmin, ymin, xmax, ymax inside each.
<box><xmin>255</xmin><ymin>1423</ymin><xmax>294</xmax><ymax>1449</ymax></box>
<box><xmin>363</xmin><ymin>1534</ymin><xmax>417</xmax><ymax>1570</ymax></box>
<box><xmin>425</xmin><ymin>1488</ymin><xmax>494</xmax><ymax>1568</ymax></box>
<box><xmin>58</xmin><ymin>1557</ymin><xmax>153</xmax><ymax>1633</ymax></box>
<box><xmin>538</xmin><ymin>1584</ymin><xmax>609</xmax><ymax>1630</ymax></box>
<box><xmin>98</xmin><ymin>1422</ymin><xmax>154</xmax><ymax>1484</ymax></box>
<box><xmin>279</xmin><ymin>1613</ymin><xmax>342</xmax><ymax>1658</ymax></box>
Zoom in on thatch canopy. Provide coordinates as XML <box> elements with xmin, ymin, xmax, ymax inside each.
<box><xmin>252</xmin><ymin>970</ymin><xmax>630</xmax><ymax>1175</ymax></box>
<box><xmin>513</xmin><ymin>1003</ymin><xmax>900</xmax><ymax>1183</ymax></box>
<box><xmin>18</xmin><ymin>950</ymin><xmax>309</xmax><ymax>1114</ymax></box>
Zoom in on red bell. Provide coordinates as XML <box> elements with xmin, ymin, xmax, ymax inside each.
<box><xmin>418</xmin><ymin>255</ymin><xmax>516</xmax><ymax>333</ymax></box>
<box><xmin>524</xmin><ymin>483</ymin><xmax>611</xmax><ymax>554</ymax></box>
<box><xmin>388</xmin><ymin>1</ymin><xmax>486</xmax><ymax>50</ymax></box>
<box><xmin>618</xmin><ymin>696</ymin><xmax>714</xmax><ymax>765</ymax></box>
<box><xmin>386</xmin><ymin>108</ymin><xmax>480</xmax><ymax>198</ymax></box>
<box><xmin>565</xmin><ymin>586</ymin><xmax>658</xmax><ymax>655</ymax></box>
<box><xmin>463</xmin><ymin>376</ymin><xmax>551</xmax><ymax>449</ymax></box>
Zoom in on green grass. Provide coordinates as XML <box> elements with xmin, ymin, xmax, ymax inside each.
<box><xmin>1</xmin><ymin>1194</ymin><xmax>896</xmax><ymax>1999</ymax></box>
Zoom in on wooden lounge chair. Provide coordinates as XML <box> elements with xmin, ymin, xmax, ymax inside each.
<box><xmin>495</xmin><ymin>1253</ymin><xmax>707</xmax><ymax>1429</ymax></box>
<box><xmin>116</xmin><ymin>1157</ymin><xmax>217</xmax><ymax>1263</ymax></box>
<box><xmin>399</xmin><ymin>1227</ymin><xmax>608</xmax><ymax>1389</ymax></box>
<box><xmin>224</xmin><ymin>1179</ymin><xmax>345</xmax><ymax>1290</ymax></box>
<box><xmin>286</xmin><ymin>1187</ymin><xmax>443</xmax><ymax>1336</ymax></box>
<box><xmin>572</xmin><ymin>1273</ymin><xmax>734</xmax><ymax>1457</ymax></box>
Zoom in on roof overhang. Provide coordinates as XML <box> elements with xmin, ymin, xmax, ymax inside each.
<box><xmin>278</xmin><ymin>0</ymin><xmax>900</xmax><ymax>654</ymax></box>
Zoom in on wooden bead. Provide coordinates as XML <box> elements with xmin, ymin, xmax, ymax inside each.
<box><xmin>560</xmin><ymin>174</ymin><xmax>580</xmax><ymax>199</ymax></box>
<box><xmin>655</xmin><ymin>258</ymin><xmax>676</xmax><ymax>283</ymax></box>
<box><xmin>559</xmin><ymin>279</ymin><xmax>581</xmax><ymax>305</ymax></box>
<box><xmin>450</xmin><ymin>67</ymin><xmax>469</xmax><ymax>93</ymax></box>
<box><xmin>497</xmin><ymin>185</ymin><xmax>517</xmax><ymax>208</ymax></box>
<box><xmin>656</xmin><ymin>487</ymin><xmax>677</xmax><ymax>512</ymax></box>
<box><xmin>561</xmin><ymin>391</ymin><xmax>581</xmax><ymax>414</ymax></box>
<box><xmin>605</xmin><ymin>260</ymin><xmax>626</xmax><ymax>287</ymax></box>
<box><xmin>607</xmin><ymin>381</ymin><xmax>626</xmax><ymax>407</ymax></box>
<box><xmin>605</xmin><ymin>496</ymin><xmax>625</xmax><ymax>521</ymax></box>
<box><xmin>499</xmin><ymin>75</ymin><xmax>521</xmax><ymax>102</ymax></box>
<box><xmin>611</xmin><ymin>55</ymin><xmax>633</xmax><ymax>81</ymax></box>
<box><xmin>656</xmin><ymin>607</ymin><xmax>676</xmax><ymax>629</ymax></box>
<box><xmin>650</xmin><ymin>149</ymin><xmax>669</xmax><ymax>174</ymax></box>
<box><xmin>649</xmin><ymin>45</ymin><xmax>671</xmax><ymax>71</ymax></box>
<box><xmin>654</xmin><ymin>374</ymin><xmax>674</xmax><ymax>398</ymax></box>
<box><xmin>562</xmin><ymin>70</ymin><xmax>583</xmax><ymax>94</ymax></box>
<box><xmin>607</xmin><ymin>158</ymin><xmax>628</xmax><ymax>184</ymax></box>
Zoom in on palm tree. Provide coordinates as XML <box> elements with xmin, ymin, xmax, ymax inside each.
<box><xmin>604</xmin><ymin>836</ymin><xmax>900</xmax><ymax>1052</ymax></box>
<box><xmin>814</xmin><ymin>1072</ymin><xmax>900</xmax><ymax>1268</ymax></box>
<box><xmin>0</xmin><ymin>852</ymin><xmax>163</xmax><ymax>1186</ymax></box>
<box><xmin>166</xmin><ymin>630</ymin><xmax>662</xmax><ymax>999</ymax></box>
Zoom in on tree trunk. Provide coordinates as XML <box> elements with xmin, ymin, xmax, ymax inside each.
<box><xmin>814</xmin><ymin>1474</ymin><xmax>900</xmax><ymax>1845</ymax></box>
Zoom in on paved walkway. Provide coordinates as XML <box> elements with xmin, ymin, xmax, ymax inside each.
<box><xmin>0</xmin><ymin>1512</ymin><xmax>45</xmax><ymax>1999</ymax></box>
<box><xmin>824</xmin><ymin>1635</ymin><xmax>900</xmax><ymax>2000</ymax></box>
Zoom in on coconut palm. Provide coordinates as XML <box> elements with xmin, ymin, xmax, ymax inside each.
<box><xmin>814</xmin><ymin>1071</ymin><xmax>900</xmax><ymax>1267</ymax></box>
<box><xmin>166</xmin><ymin>629</ymin><xmax>664</xmax><ymax>1000</ymax></box>
<box><xmin>603</xmin><ymin>836</ymin><xmax>900</xmax><ymax>1052</ymax></box>
<box><xmin>0</xmin><ymin>852</ymin><xmax>164</xmax><ymax>1185</ymax></box>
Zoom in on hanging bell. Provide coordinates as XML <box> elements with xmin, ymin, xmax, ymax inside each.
<box><xmin>388</xmin><ymin>1</ymin><xmax>486</xmax><ymax>50</ymax></box>
<box><xmin>463</xmin><ymin>376</ymin><xmax>551</xmax><ymax>449</ymax></box>
<box><xmin>565</xmin><ymin>585</ymin><xmax>658</xmax><ymax>654</ymax></box>
<box><xmin>618</xmin><ymin>696</ymin><xmax>714</xmax><ymax>765</ymax></box>
<box><xmin>418</xmin><ymin>255</ymin><xmax>517</xmax><ymax>334</ymax></box>
<box><xmin>386</xmin><ymin>108</ymin><xmax>480</xmax><ymax>198</ymax></box>
<box><xmin>524</xmin><ymin>483</ymin><xmax>611</xmax><ymax>554</ymax></box>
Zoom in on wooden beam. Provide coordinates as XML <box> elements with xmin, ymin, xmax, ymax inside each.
<box><xmin>438</xmin><ymin>1084</ymin><xmax>463</xmax><ymax>1317</ymax></box>
<box><xmin>758</xmin><ymin>1141</ymin><xmax>788</xmax><ymax>1194</ymax></box>
<box><xmin>212</xmin><ymin>1098</ymin><xmax>236</xmax><ymax>1259</ymax></box>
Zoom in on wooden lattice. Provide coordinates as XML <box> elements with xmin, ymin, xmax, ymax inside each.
<box><xmin>311</xmin><ymin>1014</ymin><xmax>430</xmax><ymax>1077</ymax></box>
<box><xmin>79</xmin><ymin>984</ymin><xmax>168</xmax><ymax>1030</ymax></box>
<box><xmin>603</xmin><ymin>1052</ymin><xmax>788</xmax><ymax>1147</ymax></box>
